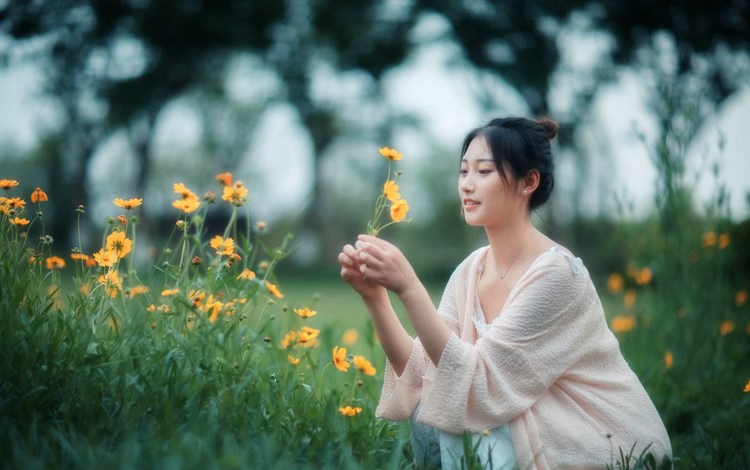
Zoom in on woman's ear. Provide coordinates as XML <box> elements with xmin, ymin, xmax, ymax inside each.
<box><xmin>521</xmin><ymin>169</ymin><xmax>540</xmax><ymax>195</ymax></box>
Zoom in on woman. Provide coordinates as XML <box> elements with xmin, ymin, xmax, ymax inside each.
<box><xmin>338</xmin><ymin>117</ymin><xmax>672</xmax><ymax>469</ymax></box>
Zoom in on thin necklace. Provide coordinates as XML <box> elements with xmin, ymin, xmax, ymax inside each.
<box><xmin>493</xmin><ymin>236</ymin><xmax>529</xmax><ymax>280</ymax></box>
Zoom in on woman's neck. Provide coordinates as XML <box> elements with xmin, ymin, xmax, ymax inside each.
<box><xmin>484</xmin><ymin>215</ymin><xmax>536</xmax><ymax>269</ymax></box>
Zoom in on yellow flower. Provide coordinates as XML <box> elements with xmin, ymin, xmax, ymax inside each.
<box><xmin>610</xmin><ymin>315</ymin><xmax>636</xmax><ymax>334</ymax></box>
<box><xmin>265</xmin><ymin>281</ymin><xmax>283</xmax><ymax>299</ymax></box>
<box><xmin>5</xmin><ymin>197</ymin><xmax>25</xmax><ymax>210</ymax></box>
<box><xmin>98</xmin><ymin>269</ymin><xmax>122</xmax><ymax>298</ymax></box>
<box><xmin>147</xmin><ymin>304</ymin><xmax>156</xmax><ymax>312</ymax></box>
<box><xmin>390</xmin><ymin>198</ymin><xmax>410</xmax><ymax>222</ymax></box>
<box><xmin>301</xmin><ymin>326</ymin><xmax>320</xmax><ymax>338</ymax></box>
<box><xmin>635</xmin><ymin>267</ymin><xmax>652</xmax><ymax>286</ymax></box>
<box><xmin>352</xmin><ymin>355</ymin><xmax>377</xmax><ymax>376</ymax></box>
<box><xmin>172</xmin><ymin>198</ymin><xmax>200</xmax><ymax>213</ymax></box>
<box><xmin>342</xmin><ymin>328</ymin><xmax>359</xmax><ymax>346</ymax></box>
<box><xmin>333</xmin><ymin>346</ymin><xmax>350</xmax><ymax>372</ymax></box>
<box><xmin>45</xmin><ymin>256</ymin><xmax>66</xmax><ymax>270</ymax></box>
<box><xmin>718</xmin><ymin>233</ymin><xmax>730</xmax><ymax>249</ymax></box>
<box><xmin>288</xmin><ymin>355</ymin><xmax>301</xmax><ymax>366</ymax></box>
<box><xmin>128</xmin><ymin>285</ymin><xmax>149</xmax><ymax>299</ymax></box>
<box><xmin>339</xmin><ymin>405</ymin><xmax>363</xmax><ymax>417</ymax></box>
<box><xmin>702</xmin><ymin>231</ymin><xmax>717</xmax><ymax>247</ymax></box>
<box><xmin>93</xmin><ymin>249</ymin><xmax>119</xmax><ymax>267</ymax></box>
<box><xmin>281</xmin><ymin>330</ymin><xmax>298</xmax><ymax>349</ymax></box>
<box><xmin>10</xmin><ymin>217</ymin><xmax>29</xmax><ymax>226</ymax></box>
<box><xmin>173</xmin><ymin>182</ymin><xmax>198</xmax><ymax>200</ymax></box>
<box><xmin>210</xmin><ymin>235</ymin><xmax>235</xmax><ymax>256</ymax></box>
<box><xmin>106</xmin><ymin>231</ymin><xmax>132</xmax><ymax>258</ymax></box>
<box><xmin>296</xmin><ymin>330</ymin><xmax>319</xmax><ymax>348</ymax></box>
<box><xmin>237</xmin><ymin>269</ymin><xmax>256</xmax><ymax>280</ymax></box>
<box><xmin>114</xmin><ymin>197</ymin><xmax>143</xmax><ymax>210</ymax></box>
<box><xmin>161</xmin><ymin>288</ymin><xmax>179</xmax><ymax>297</ymax></box>
<box><xmin>222</xmin><ymin>181</ymin><xmax>248</xmax><ymax>206</ymax></box>
<box><xmin>0</xmin><ymin>179</ymin><xmax>20</xmax><ymax>190</ymax></box>
<box><xmin>664</xmin><ymin>350</ymin><xmax>673</xmax><ymax>369</ymax></box>
<box><xmin>736</xmin><ymin>289</ymin><xmax>748</xmax><ymax>307</ymax></box>
<box><xmin>607</xmin><ymin>273</ymin><xmax>624</xmax><ymax>294</ymax></box>
<box><xmin>294</xmin><ymin>307</ymin><xmax>317</xmax><ymax>319</ymax></box>
<box><xmin>744</xmin><ymin>380</ymin><xmax>750</xmax><ymax>393</ymax></box>
<box><xmin>215</xmin><ymin>172</ymin><xmax>233</xmax><ymax>186</ymax></box>
<box><xmin>31</xmin><ymin>187</ymin><xmax>48</xmax><ymax>203</ymax></box>
<box><xmin>383</xmin><ymin>180</ymin><xmax>401</xmax><ymax>202</ymax></box>
<box><xmin>378</xmin><ymin>147</ymin><xmax>403</xmax><ymax>161</ymax></box>
<box><xmin>623</xmin><ymin>289</ymin><xmax>636</xmax><ymax>309</ymax></box>
<box><xmin>719</xmin><ymin>320</ymin><xmax>735</xmax><ymax>335</ymax></box>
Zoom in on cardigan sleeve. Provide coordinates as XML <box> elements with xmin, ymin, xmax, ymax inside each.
<box><xmin>375</xmin><ymin>255</ymin><xmax>469</xmax><ymax>420</ymax></box>
<box><xmin>416</xmin><ymin>251</ymin><xmax>603</xmax><ymax>434</ymax></box>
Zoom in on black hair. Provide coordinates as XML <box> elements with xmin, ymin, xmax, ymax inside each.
<box><xmin>461</xmin><ymin>116</ymin><xmax>558</xmax><ymax>210</ymax></box>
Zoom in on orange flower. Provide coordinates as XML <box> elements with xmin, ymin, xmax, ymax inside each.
<box><xmin>5</xmin><ymin>197</ymin><xmax>25</xmax><ymax>210</ymax></box>
<box><xmin>390</xmin><ymin>199</ymin><xmax>410</xmax><ymax>222</ymax></box>
<box><xmin>281</xmin><ymin>330</ymin><xmax>298</xmax><ymax>349</ymax></box>
<box><xmin>265</xmin><ymin>281</ymin><xmax>283</xmax><ymax>299</ymax></box>
<box><xmin>236</xmin><ymin>269</ymin><xmax>256</xmax><ymax>280</ymax></box>
<box><xmin>664</xmin><ymin>350</ymin><xmax>673</xmax><ymax>369</ymax></box>
<box><xmin>294</xmin><ymin>307</ymin><xmax>317</xmax><ymax>319</ymax></box>
<box><xmin>210</xmin><ymin>235</ymin><xmax>235</xmax><ymax>256</ymax></box>
<box><xmin>623</xmin><ymin>289</ymin><xmax>636</xmax><ymax>309</ymax></box>
<box><xmin>607</xmin><ymin>273</ymin><xmax>624</xmax><ymax>294</ymax></box>
<box><xmin>31</xmin><ymin>187</ymin><xmax>48</xmax><ymax>203</ymax></box>
<box><xmin>635</xmin><ymin>267</ymin><xmax>652</xmax><ymax>286</ymax></box>
<box><xmin>296</xmin><ymin>330</ymin><xmax>319</xmax><ymax>348</ymax></box>
<box><xmin>744</xmin><ymin>380</ymin><xmax>750</xmax><ymax>393</ymax></box>
<box><xmin>215</xmin><ymin>172</ymin><xmax>233</xmax><ymax>186</ymax></box>
<box><xmin>378</xmin><ymin>147</ymin><xmax>403</xmax><ymax>161</ymax></box>
<box><xmin>172</xmin><ymin>198</ymin><xmax>200</xmax><ymax>213</ymax></box>
<box><xmin>173</xmin><ymin>182</ymin><xmax>198</xmax><ymax>200</ymax></box>
<box><xmin>383</xmin><ymin>180</ymin><xmax>401</xmax><ymax>202</ymax></box>
<box><xmin>98</xmin><ymin>269</ymin><xmax>122</xmax><ymax>298</ymax></box>
<box><xmin>610</xmin><ymin>315</ymin><xmax>636</xmax><ymax>333</ymax></box>
<box><xmin>127</xmin><ymin>285</ymin><xmax>149</xmax><ymax>299</ymax></box>
<box><xmin>342</xmin><ymin>328</ymin><xmax>359</xmax><ymax>346</ymax></box>
<box><xmin>352</xmin><ymin>355</ymin><xmax>377</xmax><ymax>376</ymax></box>
<box><xmin>339</xmin><ymin>405</ymin><xmax>363</xmax><ymax>417</ymax></box>
<box><xmin>718</xmin><ymin>233</ymin><xmax>730</xmax><ymax>249</ymax></box>
<box><xmin>45</xmin><ymin>256</ymin><xmax>66</xmax><ymax>270</ymax></box>
<box><xmin>0</xmin><ymin>179</ymin><xmax>19</xmax><ymax>190</ymax></box>
<box><xmin>719</xmin><ymin>320</ymin><xmax>735</xmax><ymax>335</ymax></box>
<box><xmin>222</xmin><ymin>182</ymin><xmax>248</xmax><ymax>206</ymax></box>
<box><xmin>702</xmin><ymin>231</ymin><xmax>717</xmax><ymax>248</ymax></box>
<box><xmin>161</xmin><ymin>288</ymin><xmax>179</xmax><ymax>297</ymax></box>
<box><xmin>93</xmin><ymin>249</ymin><xmax>119</xmax><ymax>267</ymax></box>
<box><xmin>106</xmin><ymin>231</ymin><xmax>132</xmax><ymax>258</ymax></box>
<box><xmin>333</xmin><ymin>346</ymin><xmax>350</xmax><ymax>372</ymax></box>
<box><xmin>114</xmin><ymin>197</ymin><xmax>142</xmax><ymax>210</ymax></box>
<box><xmin>288</xmin><ymin>355</ymin><xmax>301</xmax><ymax>366</ymax></box>
<box><xmin>10</xmin><ymin>217</ymin><xmax>29</xmax><ymax>226</ymax></box>
<box><xmin>736</xmin><ymin>289</ymin><xmax>748</xmax><ymax>307</ymax></box>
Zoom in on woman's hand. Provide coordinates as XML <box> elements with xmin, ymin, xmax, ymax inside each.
<box><xmin>354</xmin><ymin>235</ymin><xmax>419</xmax><ymax>296</ymax></box>
<box><xmin>338</xmin><ymin>243</ymin><xmax>386</xmax><ymax>300</ymax></box>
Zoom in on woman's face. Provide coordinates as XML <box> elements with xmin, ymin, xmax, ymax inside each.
<box><xmin>458</xmin><ymin>136</ymin><xmax>525</xmax><ymax>228</ymax></box>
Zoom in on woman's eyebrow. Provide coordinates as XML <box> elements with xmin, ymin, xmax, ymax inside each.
<box><xmin>460</xmin><ymin>158</ymin><xmax>495</xmax><ymax>163</ymax></box>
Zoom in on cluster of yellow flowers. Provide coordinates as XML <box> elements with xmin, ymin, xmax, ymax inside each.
<box><xmin>366</xmin><ymin>147</ymin><xmax>411</xmax><ymax>236</ymax></box>
<box><xmin>0</xmin><ymin>179</ymin><xmax>46</xmax><ymax>227</ymax></box>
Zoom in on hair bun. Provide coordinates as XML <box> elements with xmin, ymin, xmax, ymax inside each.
<box><xmin>537</xmin><ymin>117</ymin><xmax>559</xmax><ymax>140</ymax></box>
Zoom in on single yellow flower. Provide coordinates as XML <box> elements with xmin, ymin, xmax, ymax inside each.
<box><xmin>93</xmin><ymin>249</ymin><xmax>119</xmax><ymax>267</ymax></box>
<box><xmin>736</xmin><ymin>289</ymin><xmax>748</xmax><ymax>307</ymax></box>
<box><xmin>172</xmin><ymin>198</ymin><xmax>200</xmax><ymax>213</ymax></box>
<box><xmin>45</xmin><ymin>256</ymin><xmax>66</xmax><ymax>270</ymax></box>
<box><xmin>294</xmin><ymin>307</ymin><xmax>317</xmax><ymax>319</ymax></box>
<box><xmin>744</xmin><ymin>380</ymin><xmax>750</xmax><ymax>393</ymax></box>
<box><xmin>0</xmin><ymin>179</ymin><xmax>19</xmax><ymax>190</ymax></box>
<box><xmin>147</xmin><ymin>304</ymin><xmax>156</xmax><ymax>312</ymax></box>
<box><xmin>98</xmin><ymin>269</ymin><xmax>122</xmax><ymax>298</ymax></box>
<box><xmin>607</xmin><ymin>273</ymin><xmax>624</xmax><ymax>294</ymax></box>
<box><xmin>339</xmin><ymin>405</ymin><xmax>363</xmax><ymax>417</ymax></box>
<box><xmin>237</xmin><ymin>269</ymin><xmax>256</xmax><ymax>280</ymax></box>
<box><xmin>173</xmin><ymin>182</ymin><xmax>198</xmax><ymax>200</ymax></box>
<box><xmin>210</xmin><ymin>235</ymin><xmax>235</xmax><ymax>256</ymax></box>
<box><xmin>5</xmin><ymin>197</ymin><xmax>25</xmax><ymax>210</ymax></box>
<box><xmin>222</xmin><ymin>181</ymin><xmax>249</xmax><ymax>206</ymax></box>
<box><xmin>342</xmin><ymin>328</ymin><xmax>359</xmax><ymax>346</ymax></box>
<box><xmin>635</xmin><ymin>267</ymin><xmax>652</xmax><ymax>286</ymax></box>
<box><xmin>383</xmin><ymin>180</ymin><xmax>401</xmax><ymax>202</ymax></box>
<box><xmin>161</xmin><ymin>288</ymin><xmax>179</xmax><ymax>297</ymax></box>
<box><xmin>215</xmin><ymin>172</ymin><xmax>233</xmax><ymax>186</ymax></box>
<box><xmin>106</xmin><ymin>231</ymin><xmax>132</xmax><ymax>258</ymax></box>
<box><xmin>352</xmin><ymin>355</ymin><xmax>377</xmax><ymax>376</ymax></box>
<box><xmin>301</xmin><ymin>326</ymin><xmax>320</xmax><ymax>338</ymax></box>
<box><xmin>281</xmin><ymin>330</ymin><xmax>298</xmax><ymax>349</ymax></box>
<box><xmin>31</xmin><ymin>187</ymin><xmax>48</xmax><ymax>203</ymax></box>
<box><xmin>623</xmin><ymin>289</ymin><xmax>636</xmax><ymax>309</ymax></box>
<box><xmin>702</xmin><ymin>231</ymin><xmax>717</xmax><ymax>248</ymax></box>
<box><xmin>265</xmin><ymin>280</ymin><xmax>283</xmax><ymax>299</ymax></box>
<box><xmin>718</xmin><ymin>233</ymin><xmax>730</xmax><ymax>249</ymax></box>
<box><xmin>333</xmin><ymin>346</ymin><xmax>350</xmax><ymax>372</ymax></box>
<box><xmin>10</xmin><ymin>217</ymin><xmax>29</xmax><ymax>226</ymax></box>
<box><xmin>610</xmin><ymin>315</ymin><xmax>636</xmax><ymax>333</ymax></box>
<box><xmin>719</xmin><ymin>320</ymin><xmax>735</xmax><ymax>335</ymax></box>
<box><xmin>378</xmin><ymin>147</ymin><xmax>403</xmax><ymax>161</ymax></box>
<box><xmin>664</xmin><ymin>350</ymin><xmax>673</xmax><ymax>369</ymax></box>
<box><xmin>288</xmin><ymin>355</ymin><xmax>301</xmax><ymax>366</ymax></box>
<box><xmin>128</xmin><ymin>285</ymin><xmax>149</xmax><ymax>299</ymax></box>
<box><xmin>390</xmin><ymin>198</ymin><xmax>410</xmax><ymax>222</ymax></box>
<box><xmin>114</xmin><ymin>197</ymin><xmax>143</xmax><ymax>210</ymax></box>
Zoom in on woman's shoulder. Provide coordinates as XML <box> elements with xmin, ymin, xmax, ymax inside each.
<box><xmin>525</xmin><ymin>243</ymin><xmax>589</xmax><ymax>287</ymax></box>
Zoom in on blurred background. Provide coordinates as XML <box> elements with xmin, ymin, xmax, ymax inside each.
<box><xmin>1</xmin><ymin>0</ymin><xmax>749</xmax><ymax>281</ymax></box>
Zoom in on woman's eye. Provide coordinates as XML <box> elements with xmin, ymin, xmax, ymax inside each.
<box><xmin>478</xmin><ymin>169</ymin><xmax>493</xmax><ymax>175</ymax></box>
<box><xmin>459</xmin><ymin>169</ymin><xmax>468</xmax><ymax>176</ymax></box>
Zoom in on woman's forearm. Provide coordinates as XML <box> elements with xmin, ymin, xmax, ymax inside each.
<box><xmin>361</xmin><ymin>289</ymin><xmax>414</xmax><ymax>376</ymax></box>
<box><xmin>397</xmin><ymin>281</ymin><xmax>452</xmax><ymax>366</ymax></box>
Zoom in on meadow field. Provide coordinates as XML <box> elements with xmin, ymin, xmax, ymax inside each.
<box><xmin>1</xmin><ymin>173</ymin><xmax>748</xmax><ymax>469</ymax></box>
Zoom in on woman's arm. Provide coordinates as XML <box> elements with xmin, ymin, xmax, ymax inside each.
<box><xmin>353</xmin><ymin>235</ymin><xmax>453</xmax><ymax>366</ymax></box>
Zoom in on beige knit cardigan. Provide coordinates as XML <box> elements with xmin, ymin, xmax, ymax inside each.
<box><xmin>376</xmin><ymin>246</ymin><xmax>672</xmax><ymax>469</ymax></box>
